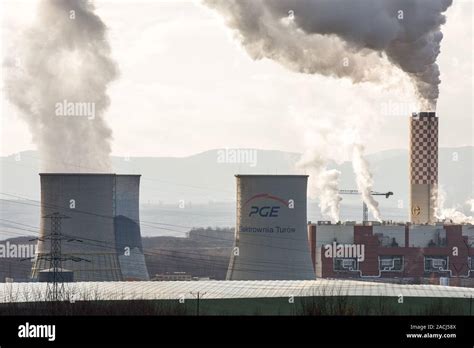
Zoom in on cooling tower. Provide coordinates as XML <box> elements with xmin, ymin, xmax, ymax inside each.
<box><xmin>410</xmin><ymin>112</ymin><xmax>438</xmax><ymax>224</ymax></box>
<box><xmin>114</xmin><ymin>175</ymin><xmax>149</xmax><ymax>281</ymax></box>
<box><xmin>31</xmin><ymin>174</ymin><xmax>149</xmax><ymax>281</ymax></box>
<box><xmin>226</xmin><ymin>175</ymin><xmax>315</xmax><ymax>280</ymax></box>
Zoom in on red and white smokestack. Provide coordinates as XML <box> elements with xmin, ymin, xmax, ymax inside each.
<box><xmin>409</xmin><ymin>112</ymin><xmax>438</xmax><ymax>224</ymax></box>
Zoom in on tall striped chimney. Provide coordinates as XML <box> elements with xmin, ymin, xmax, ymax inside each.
<box><xmin>409</xmin><ymin>112</ymin><xmax>438</xmax><ymax>224</ymax></box>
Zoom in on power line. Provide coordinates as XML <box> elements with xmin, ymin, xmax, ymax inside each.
<box><xmin>0</xmin><ymin>223</ymin><xmax>318</xmax><ymax>277</ymax></box>
<box><xmin>36</xmin><ymin>213</ymin><xmax>88</xmax><ymax>301</ymax></box>
<box><xmin>0</xmin><ymin>193</ymin><xmax>312</xmax><ymax>249</ymax></box>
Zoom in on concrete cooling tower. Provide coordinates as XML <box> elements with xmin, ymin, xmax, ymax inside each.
<box><xmin>410</xmin><ymin>112</ymin><xmax>438</xmax><ymax>224</ymax></box>
<box><xmin>226</xmin><ymin>175</ymin><xmax>315</xmax><ymax>280</ymax></box>
<box><xmin>31</xmin><ymin>174</ymin><xmax>149</xmax><ymax>281</ymax></box>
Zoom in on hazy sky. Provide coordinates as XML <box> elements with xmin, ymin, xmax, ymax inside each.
<box><xmin>1</xmin><ymin>0</ymin><xmax>472</xmax><ymax>159</ymax></box>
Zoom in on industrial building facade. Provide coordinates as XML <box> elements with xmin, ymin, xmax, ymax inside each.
<box><xmin>31</xmin><ymin>174</ymin><xmax>149</xmax><ymax>282</ymax></box>
<box><xmin>303</xmin><ymin>110</ymin><xmax>474</xmax><ymax>285</ymax></box>
<box><xmin>308</xmin><ymin>222</ymin><xmax>474</xmax><ymax>285</ymax></box>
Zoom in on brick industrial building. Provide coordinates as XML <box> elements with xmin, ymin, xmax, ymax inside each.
<box><xmin>305</xmin><ymin>111</ymin><xmax>474</xmax><ymax>286</ymax></box>
<box><xmin>307</xmin><ymin>221</ymin><xmax>474</xmax><ymax>286</ymax></box>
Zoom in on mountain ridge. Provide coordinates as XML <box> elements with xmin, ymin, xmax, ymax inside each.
<box><xmin>0</xmin><ymin>147</ymin><xmax>472</xmax><ymax>209</ymax></box>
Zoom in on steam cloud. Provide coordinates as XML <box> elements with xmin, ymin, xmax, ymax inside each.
<box><xmin>4</xmin><ymin>0</ymin><xmax>118</xmax><ymax>172</ymax></box>
<box><xmin>468</xmin><ymin>199</ymin><xmax>474</xmax><ymax>213</ymax></box>
<box><xmin>352</xmin><ymin>144</ymin><xmax>381</xmax><ymax>221</ymax></box>
<box><xmin>204</xmin><ymin>0</ymin><xmax>452</xmax><ymax>109</ymax></box>
<box><xmin>297</xmin><ymin>150</ymin><xmax>342</xmax><ymax>222</ymax></box>
<box><xmin>205</xmin><ymin>0</ymin><xmax>452</xmax><ymax>220</ymax></box>
<box><xmin>433</xmin><ymin>186</ymin><xmax>474</xmax><ymax>224</ymax></box>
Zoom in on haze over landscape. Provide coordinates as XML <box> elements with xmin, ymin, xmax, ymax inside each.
<box><xmin>1</xmin><ymin>146</ymin><xmax>472</xmax><ymax>238</ymax></box>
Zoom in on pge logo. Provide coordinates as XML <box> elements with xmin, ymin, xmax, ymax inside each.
<box><xmin>245</xmin><ymin>193</ymin><xmax>288</xmax><ymax>218</ymax></box>
<box><xmin>249</xmin><ymin>206</ymin><xmax>280</xmax><ymax>217</ymax></box>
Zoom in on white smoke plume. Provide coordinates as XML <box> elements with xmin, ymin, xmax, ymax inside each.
<box><xmin>433</xmin><ymin>186</ymin><xmax>474</xmax><ymax>224</ymax></box>
<box><xmin>295</xmin><ymin>119</ymin><xmax>348</xmax><ymax>222</ymax></box>
<box><xmin>297</xmin><ymin>150</ymin><xmax>342</xmax><ymax>222</ymax></box>
<box><xmin>352</xmin><ymin>143</ymin><xmax>381</xmax><ymax>221</ymax></box>
<box><xmin>4</xmin><ymin>0</ymin><xmax>118</xmax><ymax>172</ymax></box>
<box><xmin>467</xmin><ymin>199</ymin><xmax>474</xmax><ymax>213</ymax></box>
<box><xmin>204</xmin><ymin>0</ymin><xmax>452</xmax><ymax>110</ymax></box>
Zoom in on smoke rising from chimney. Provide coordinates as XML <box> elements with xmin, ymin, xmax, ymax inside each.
<box><xmin>433</xmin><ymin>186</ymin><xmax>474</xmax><ymax>224</ymax></box>
<box><xmin>296</xmin><ymin>120</ymin><xmax>345</xmax><ymax>222</ymax></box>
<box><xmin>204</xmin><ymin>0</ymin><xmax>452</xmax><ymax>110</ymax></box>
<box><xmin>297</xmin><ymin>150</ymin><xmax>342</xmax><ymax>222</ymax></box>
<box><xmin>352</xmin><ymin>143</ymin><xmax>381</xmax><ymax>221</ymax></box>
<box><xmin>4</xmin><ymin>0</ymin><xmax>118</xmax><ymax>172</ymax></box>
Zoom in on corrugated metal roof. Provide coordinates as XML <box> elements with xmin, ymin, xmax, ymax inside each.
<box><xmin>1</xmin><ymin>279</ymin><xmax>474</xmax><ymax>303</ymax></box>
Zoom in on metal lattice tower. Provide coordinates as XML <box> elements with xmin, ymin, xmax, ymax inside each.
<box><xmin>43</xmin><ymin>212</ymin><xmax>70</xmax><ymax>301</ymax></box>
<box><xmin>27</xmin><ymin>212</ymin><xmax>90</xmax><ymax>302</ymax></box>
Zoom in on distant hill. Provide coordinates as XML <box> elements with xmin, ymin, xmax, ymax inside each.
<box><xmin>1</xmin><ymin>147</ymin><xmax>472</xmax><ymax>208</ymax></box>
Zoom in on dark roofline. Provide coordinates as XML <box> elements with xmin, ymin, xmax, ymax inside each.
<box><xmin>39</xmin><ymin>173</ymin><xmax>141</xmax><ymax>177</ymax></box>
<box><xmin>411</xmin><ymin>111</ymin><xmax>437</xmax><ymax>118</ymax></box>
<box><xmin>235</xmin><ymin>174</ymin><xmax>309</xmax><ymax>178</ymax></box>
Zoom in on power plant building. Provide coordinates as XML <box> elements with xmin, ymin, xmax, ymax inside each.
<box><xmin>31</xmin><ymin>173</ymin><xmax>149</xmax><ymax>282</ymax></box>
<box><xmin>226</xmin><ymin>175</ymin><xmax>315</xmax><ymax>280</ymax></box>
<box><xmin>303</xmin><ymin>110</ymin><xmax>474</xmax><ymax>286</ymax></box>
<box><xmin>307</xmin><ymin>221</ymin><xmax>474</xmax><ymax>286</ymax></box>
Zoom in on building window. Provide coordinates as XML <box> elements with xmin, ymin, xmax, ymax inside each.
<box><xmin>379</xmin><ymin>256</ymin><xmax>403</xmax><ymax>271</ymax></box>
<box><xmin>424</xmin><ymin>256</ymin><xmax>448</xmax><ymax>272</ymax></box>
<box><xmin>334</xmin><ymin>258</ymin><xmax>358</xmax><ymax>271</ymax></box>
